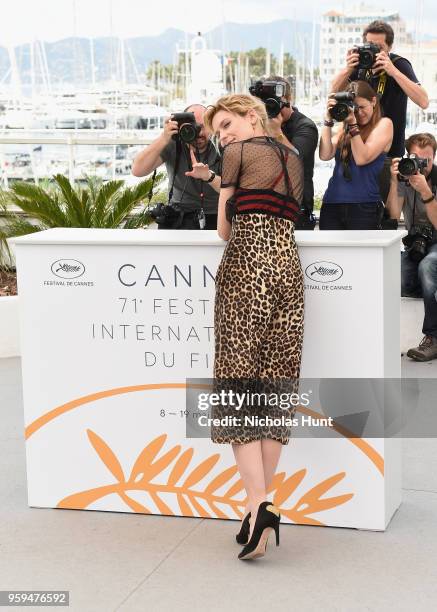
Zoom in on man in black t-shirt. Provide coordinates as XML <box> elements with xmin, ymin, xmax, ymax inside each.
<box><xmin>331</xmin><ymin>20</ymin><xmax>429</xmax><ymax>202</ymax></box>
<box><xmin>264</xmin><ymin>76</ymin><xmax>318</xmax><ymax>229</ymax></box>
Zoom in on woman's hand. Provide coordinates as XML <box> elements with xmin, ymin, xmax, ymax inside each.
<box><xmin>344</xmin><ymin>105</ymin><xmax>357</xmax><ymax>125</ymax></box>
<box><xmin>185</xmin><ymin>148</ymin><xmax>211</xmax><ymax>181</ymax></box>
<box><xmin>320</xmin><ymin>97</ymin><xmax>339</xmax><ymax>161</ymax></box>
<box><xmin>325</xmin><ymin>96</ymin><xmax>337</xmax><ymax>122</ymax></box>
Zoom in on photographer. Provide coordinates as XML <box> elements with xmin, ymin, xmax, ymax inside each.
<box><xmin>319</xmin><ymin>80</ymin><xmax>393</xmax><ymax>229</ymax></box>
<box><xmin>386</xmin><ymin>133</ymin><xmax>437</xmax><ymax>361</ymax></box>
<box><xmin>251</xmin><ymin>76</ymin><xmax>318</xmax><ymax>229</ymax></box>
<box><xmin>331</xmin><ymin>20</ymin><xmax>429</xmax><ymax>202</ymax></box>
<box><xmin>132</xmin><ymin>104</ymin><xmax>221</xmax><ymax>229</ymax></box>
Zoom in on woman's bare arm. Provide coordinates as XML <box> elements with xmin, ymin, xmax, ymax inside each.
<box><xmin>217</xmin><ymin>187</ymin><xmax>235</xmax><ymax>241</ymax></box>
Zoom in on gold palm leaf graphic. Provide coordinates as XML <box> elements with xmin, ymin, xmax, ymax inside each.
<box><xmin>57</xmin><ymin>431</ymin><xmax>354</xmax><ymax>524</ymax></box>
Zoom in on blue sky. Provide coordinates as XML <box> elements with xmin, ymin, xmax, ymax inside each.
<box><xmin>1</xmin><ymin>0</ymin><xmax>435</xmax><ymax>45</ymax></box>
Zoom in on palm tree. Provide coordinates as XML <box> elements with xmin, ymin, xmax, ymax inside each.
<box><xmin>0</xmin><ymin>173</ymin><xmax>164</xmax><ymax>268</ymax></box>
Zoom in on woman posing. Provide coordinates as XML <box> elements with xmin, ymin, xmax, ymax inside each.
<box><xmin>319</xmin><ymin>80</ymin><xmax>393</xmax><ymax>230</ymax></box>
<box><xmin>199</xmin><ymin>94</ymin><xmax>304</xmax><ymax>561</ymax></box>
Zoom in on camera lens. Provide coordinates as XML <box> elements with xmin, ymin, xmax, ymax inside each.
<box><xmin>398</xmin><ymin>158</ymin><xmax>417</xmax><ymax>176</ymax></box>
<box><xmin>265</xmin><ymin>98</ymin><xmax>281</xmax><ymax>118</ymax></box>
<box><xmin>329</xmin><ymin>102</ymin><xmax>350</xmax><ymax>122</ymax></box>
<box><xmin>179</xmin><ymin>123</ymin><xmax>197</xmax><ymax>144</ymax></box>
<box><xmin>360</xmin><ymin>51</ymin><xmax>374</xmax><ymax>69</ymax></box>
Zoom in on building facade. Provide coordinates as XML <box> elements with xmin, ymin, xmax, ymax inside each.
<box><xmin>319</xmin><ymin>7</ymin><xmax>412</xmax><ymax>95</ymax></box>
<box><xmin>396</xmin><ymin>40</ymin><xmax>437</xmax><ymax>103</ymax></box>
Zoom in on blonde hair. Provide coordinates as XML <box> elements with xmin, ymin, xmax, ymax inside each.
<box><xmin>204</xmin><ymin>94</ymin><xmax>268</xmax><ymax>134</ymax></box>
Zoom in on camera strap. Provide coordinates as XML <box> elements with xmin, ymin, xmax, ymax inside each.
<box><xmin>376</xmin><ymin>72</ymin><xmax>387</xmax><ymax>97</ymax></box>
<box><xmin>179</xmin><ymin>143</ymin><xmax>204</xmax><ymax>205</ymax></box>
<box><xmin>429</xmin><ymin>165</ymin><xmax>437</xmax><ymax>190</ymax></box>
<box><xmin>371</xmin><ymin>54</ymin><xmax>404</xmax><ymax>97</ymax></box>
<box><xmin>167</xmin><ymin>138</ymin><xmax>182</xmax><ymax>204</ymax></box>
<box><xmin>414</xmin><ymin>173</ymin><xmax>437</xmax><ymax>226</ymax></box>
<box><xmin>194</xmin><ymin>143</ymin><xmax>205</xmax><ymax>211</ymax></box>
<box><xmin>147</xmin><ymin>169</ymin><xmax>157</xmax><ymax>204</ymax></box>
<box><xmin>193</xmin><ymin>143</ymin><xmax>206</xmax><ymax>228</ymax></box>
<box><xmin>412</xmin><ymin>190</ymin><xmax>417</xmax><ymax>226</ymax></box>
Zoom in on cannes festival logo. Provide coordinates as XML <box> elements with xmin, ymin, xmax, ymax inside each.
<box><xmin>305</xmin><ymin>261</ymin><xmax>343</xmax><ymax>283</ymax></box>
<box><xmin>51</xmin><ymin>259</ymin><xmax>85</xmax><ymax>279</ymax></box>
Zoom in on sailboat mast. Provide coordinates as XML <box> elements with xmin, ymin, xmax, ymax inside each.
<box><xmin>89</xmin><ymin>37</ymin><xmax>96</xmax><ymax>89</ymax></box>
<box><xmin>309</xmin><ymin>8</ymin><xmax>316</xmax><ymax>106</ymax></box>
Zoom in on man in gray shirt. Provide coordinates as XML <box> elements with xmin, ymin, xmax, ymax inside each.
<box><xmin>386</xmin><ymin>133</ymin><xmax>437</xmax><ymax>361</ymax></box>
<box><xmin>132</xmin><ymin>104</ymin><xmax>221</xmax><ymax>229</ymax></box>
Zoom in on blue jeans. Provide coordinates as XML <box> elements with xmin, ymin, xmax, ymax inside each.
<box><xmin>401</xmin><ymin>243</ymin><xmax>437</xmax><ymax>338</ymax></box>
<box><xmin>319</xmin><ymin>202</ymin><xmax>382</xmax><ymax>230</ymax></box>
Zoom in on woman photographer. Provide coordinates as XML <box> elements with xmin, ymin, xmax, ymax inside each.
<box><xmin>319</xmin><ymin>80</ymin><xmax>393</xmax><ymax>229</ymax></box>
<box><xmin>202</xmin><ymin>94</ymin><xmax>304</xmax><ymax>561</ymax></box>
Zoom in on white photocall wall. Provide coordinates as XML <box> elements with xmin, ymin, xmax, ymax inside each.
<box><xmin>15</xmin><ymin>229</ymin><xmax>405</xmax><ymax>530</ymax></box>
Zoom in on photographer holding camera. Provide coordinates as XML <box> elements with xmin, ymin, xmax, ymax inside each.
<box><xmin>249</xmin><ymin>76</ymin><xmax>318</xmax><ymax>229</ymax></box>
<box><xmin>331</xmin><ymin>20</ymin><xmax>429</xmax><ymax>202</ymax></box>
<box><xmin>386</xmin><ymin>133</ymin><xmax>437</xmax><ymax>361</ymax></box>
<box><xmin>319</xmin><ymin>80</ymin><xmax>393</xmax><ymax>229</ymax></box>
<box><xmin>132</xmin><ymin>104</ymin><xmax>221</xmax><ymax>229</ymax></box>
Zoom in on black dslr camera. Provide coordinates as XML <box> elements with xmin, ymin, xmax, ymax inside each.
<box><xmin>403</xmin><ymin>224</ymin><xmax>434</xmax><ymax>263</ymax></box>
<box><xmin>354</xmin><ymin>42</ymin><xmax>380</xmax><ymax>70</ymax></box>
<box><xmin>148</xmin><ymin>202</ymin><xmax>183</xmax><ymax>228</ymax></box>
<box><xmin>171</xmin><ymin>112</ymin><xmax>201</xmax><ymax>144</ymax></box>
<box><xmin>329</xmin><ymin>91</ymin><xmax>356</xmax><ymax>122</ymax></box>
<box><xmin>249</xmin><ymin>80</ymin><xmax>290</xmax><ymax>118</ymax></box>
<box><xmin>398</xmin><ymin>155</ymin><xmax>429</xmax><ymax>183</ymax></box>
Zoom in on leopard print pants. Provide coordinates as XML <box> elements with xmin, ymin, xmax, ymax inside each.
<box><xmin>212</xmin><ymin>213</ymin><xmax>305</xmax><ymax>445</ymax></box>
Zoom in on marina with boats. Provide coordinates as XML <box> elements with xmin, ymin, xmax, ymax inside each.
<box><xmin>1</xmin><ymin>15</ymin><xmax>436</xmax><ymax>193</ymax></box>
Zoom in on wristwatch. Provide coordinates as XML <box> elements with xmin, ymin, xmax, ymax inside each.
<box><xmin>206</xmin><ymin>170</ymin><xmax>216</xmax><ymax>183</ymax></box>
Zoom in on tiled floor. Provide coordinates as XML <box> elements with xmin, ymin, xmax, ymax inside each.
<box><xmin>1</xmin><ymin>356</ymin><xmax>437</xmax><ymax>612</ymax></box>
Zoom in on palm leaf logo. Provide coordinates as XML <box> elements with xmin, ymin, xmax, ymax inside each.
<box><xmin>57</xmin><ymin>431</ymin><xmax>354</xmax><ymax>524</ymax></box>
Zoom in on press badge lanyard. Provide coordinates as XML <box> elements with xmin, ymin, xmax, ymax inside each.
<box><xmin>367</xmin><ymin>54</ymin><xmax>402</xmax><ymax>97</ymax></box>
<box><xmin>185</xmin><ymin>142</ymin><xmax>216</xmax><ymax>230</ymax></box>
<box><xmin>361</xmin><ymin>68</ymin><xmax>387</xmax><ymax>97</ymax></box>
<box><xmin>179</xmin><ymin>143</ymin><xmax>206</xmax><ymax>228</ymax></box>
<box><xmin>376</xmin><ymin>71</ymin><xmax>387</xmax><ymax>96</ymax></box>
<box><xmin>194</xmin><ymin>143</ymin><xmax>206</xmax><ymax>229</ymax></box>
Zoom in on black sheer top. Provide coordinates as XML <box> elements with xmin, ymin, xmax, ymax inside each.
<box><xmin>221</xmin><ymin>137</ymin><xmax>303</xmax><ymax>198</ymax></box>
<box><xmin>220</xmin><ymin>137</ymin><xmax>304</xmax><ymax>222</ymax></box>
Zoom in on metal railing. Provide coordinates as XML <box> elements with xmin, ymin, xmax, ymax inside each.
<box><xmin>0</xmin><ymin>129</ymin><xmax>157</xmax><ymax>185</ymax></box>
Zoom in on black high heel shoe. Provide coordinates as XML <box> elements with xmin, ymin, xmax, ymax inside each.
<box><xmin>236</xmin><ymin>512</ymin><xmax>251</xmax><ymax>545</ymax></box>
<box><xmin>238</xmin><ymin>502</ymin><xmax>280</xmax><ymax>560</ymax></box>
